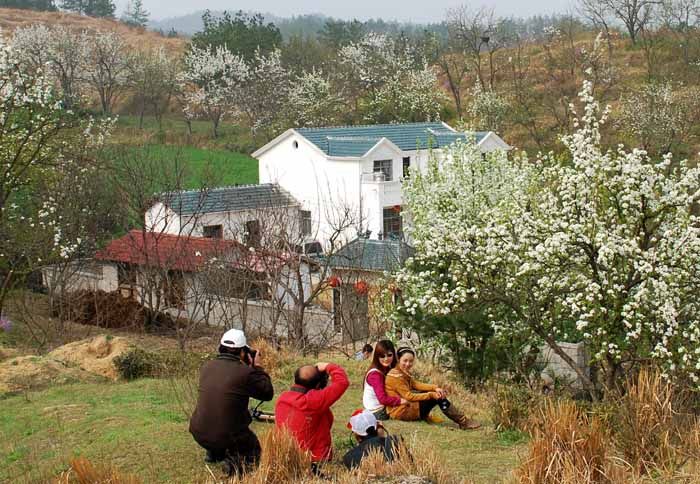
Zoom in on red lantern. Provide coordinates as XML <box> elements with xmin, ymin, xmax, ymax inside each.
<box><xmin>354</xmin><ymin>280</ymin><xmax>369</xmax><ymax>295</ymax></box>
<box><xmin>392</xmin><ymin>204</ymin><xmax>402</xmax><ymax>214</ymax></box>
<box><xmin>328</xmin><ymin>275</ymin><xmax>341</xmax><ymax>288</ymax></box>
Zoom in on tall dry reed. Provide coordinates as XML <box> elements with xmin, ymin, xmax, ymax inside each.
<box><xmin>613</xmin><ymin>369</ymin><xmax>694</xmax><ymax>475</ymax></box>
<box><xmin>514</xmin><ymin>399</ymin><xmax>625</xmax><ymax>484</ymax></box>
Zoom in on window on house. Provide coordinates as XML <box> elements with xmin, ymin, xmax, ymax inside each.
<box><xmin>245</xmin><ymin>220</ymin><xmax>261</xmax><ymax>247</ymax></box>
<box><xmin>300</xmin><ymin>210</ymin><xmax>312</xmax><ymax>236</ymax></box>
<box><xmin>373</xmin><ymin>159</ymin><xmax>393</xmax><ymax>181</ymax></box>
<box><xmin>402</xmin><ymin>157</ymin><xmax>411</xmax><ymax>178</ymax></box>
<box><xmin>203</xmin><ymin>224</ymin><xmax>223</xmax><ymax>239</ymax></box>
<box><xmin>304</xmin><ymin>241</ymin><xmax>323</xmax><ymax>255</ymax></box>
<box><xmin>383</xmin><ymin>206</ymin><xmax>402</xmax><ymax>240</ymax></box>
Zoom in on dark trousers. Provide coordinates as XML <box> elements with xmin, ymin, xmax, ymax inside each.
<box><xmin>419</xmin><ymin>398</ymin><xmax>451</xmax><ymax>420</ymax></box>
<box><xmin>197</xmin><ymin>428</ymin><xmax>261</xmax><ymax>476</ymax></box>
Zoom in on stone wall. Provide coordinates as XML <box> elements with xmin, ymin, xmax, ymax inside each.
<box><xmin>539</xmin><ymin>342</ymin><xmax>589</xmax><ymax>388</ymax></box>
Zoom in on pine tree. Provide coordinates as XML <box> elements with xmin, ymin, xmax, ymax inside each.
<box><xmin>61</xmin><ymin>0</ymin><xmax>115</xmax><ymax>17</ymax></box>
<box><xmin>0</xmin><ymin>0</ymin><xmax>57</xmax><ymax>10</ymax></box>
<box><xmin>121</xmin><ymin>0</ymin><xmax>149</xmax><ymax>28</ymax></box>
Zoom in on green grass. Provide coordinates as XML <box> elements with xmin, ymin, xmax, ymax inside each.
<box><xmin>0</xmin><ymin>357</ymin><xmax>525</xmax><ymax>483</ymax></box>
<box><xmin>113</xmin><ymin>144</ymin><xmax>259</xmax><ymax>189</ymax></box>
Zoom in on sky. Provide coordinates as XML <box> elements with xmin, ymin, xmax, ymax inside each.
<box><xmin>115</xmin><ymin>0</ymin><xmax>575</xmax><ymax>23</ymax></box>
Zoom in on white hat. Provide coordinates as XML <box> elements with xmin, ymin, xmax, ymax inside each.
<box><xmin>348</xmin><ymin>410</ymin><xmax>378</xmax><ymax>436</ymax></box>
<box><xmin>220</xmin><ymin>328</ymin><xmax>248</xmax><ymax>349</ymax></box>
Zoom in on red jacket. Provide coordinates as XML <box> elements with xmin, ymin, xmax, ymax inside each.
<box><xmin>274</xmin><ymin>364</ymin><xmax>349</xmax><ymax>462</ymax></box>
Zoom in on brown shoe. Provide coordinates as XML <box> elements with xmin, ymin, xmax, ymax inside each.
<box><xmin>442</xmin><ymin>403</ymin><xmax>482</xmax><ymax>430</ymax></box>
<box><xmin>459</xmin><ymin>417</ymin><xmax>482</xmax><ymax>430</ymax></box>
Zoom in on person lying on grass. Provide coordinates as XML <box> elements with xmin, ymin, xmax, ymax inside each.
<box><xmin>342</xmin><ymin>409</ymin><xmax>402</xmax><ymax>469</ymax></box>
<box><xmin>385</xmin><ymin>347</ymin><xmax>481</xmax><ymax>430</ymax></box>
<box><xmin>362</xmin><ymin>340</ymin><xmax>408</xmax><ymax>421</ymax></box>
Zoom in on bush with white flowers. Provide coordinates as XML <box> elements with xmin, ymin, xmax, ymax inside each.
<box><xmin>397</xmin><ymin>79</ymin><xmax>700</xmax><ymax>394</ymax></box>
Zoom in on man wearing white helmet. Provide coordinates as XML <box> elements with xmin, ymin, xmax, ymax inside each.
<box><xmin>189</xmin><ymin>329</ymin><xmax>273</xmax><ymax>476</ymax></box>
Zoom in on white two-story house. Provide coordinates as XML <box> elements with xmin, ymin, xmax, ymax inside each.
<box><xmin>253</xmin><ymin>122</ymin><xmax>510</xmax><ymax>248</ymax></box>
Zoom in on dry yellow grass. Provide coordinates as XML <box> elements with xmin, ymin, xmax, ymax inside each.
<box><xmin>514</xmin><ymin>399</ymin><xmax>626</xmax><ymax>484</ymax></box>
<box><xmin>0</xmin><ymin>7</ymin><xmax>185</xmax><ymax>53</ymax></box>
<box><xmin>53</xmin><ymin>457</ymin><xmax>141</xmax><ymax>484</ymax></box>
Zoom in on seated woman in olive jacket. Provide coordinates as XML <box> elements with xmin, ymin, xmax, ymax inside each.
<box><xmin>384</xmin><ymin>347</ymin><xmax>480</xmax><ymax>430</ymax></box>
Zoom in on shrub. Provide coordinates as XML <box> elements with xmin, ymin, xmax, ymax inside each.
<box><xmin>113</xmin><ymin>347</ymin><xmax>161</xmax><ymax>380</ymax></box>
<box><xmin>491</xmin><ymin>384</ymin><xmax>541</xmax><ymax>432</ymax></box>
<box><xmin>54</xmin><ymin>290</ymin><xmax>180</xmax><ymax>332</ymax></box>
<box><xmin>514</xmin><ymin>400</ymin><xmax>624</xmax><ymax>484</ymax></box>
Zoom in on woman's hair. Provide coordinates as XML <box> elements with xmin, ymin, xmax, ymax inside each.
<box><xmin>396</xmin><ymin>347</ymin><xmax>416</xmax><ymax>359</ymax></box>
<box><xmin>369</xmin><ymin>339</ymin><xmax>397</xmax><ymax>374</ymax></box>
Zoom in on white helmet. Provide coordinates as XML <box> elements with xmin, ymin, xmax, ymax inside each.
<box><xmin>220</xmin><ymin>328</ymin><xmax>248</xmax><ymax>349</ymax></box>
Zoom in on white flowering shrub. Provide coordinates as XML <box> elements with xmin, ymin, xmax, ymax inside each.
<box><xmin>617</xmin><ymin>81</ymin><xmax>699</xmax><ymax>156</ymax></box>
<box><xmin>397</xmin><ymin>79</ymin><xmax>700</xmax><ymax>393</ymax></box>
<box><xmin>466</xmin><ymin>83</ymin><xmax>509</xmax><ymax>132</ymax></box>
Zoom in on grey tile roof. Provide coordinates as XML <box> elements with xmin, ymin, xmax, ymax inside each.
<box><xmin>160</xmin><ymin>183</ymin><xmax>299</xmax><ymax>216</ymax></box>
<box><xmin>296</xmin><ymin>122</ymin><xmax>488</xmax><ymax>157</ymax></box>
<box><xmin>327</xmin><ymin>238</ymin><xmax>415</xmax><ymax>272</ymax></box>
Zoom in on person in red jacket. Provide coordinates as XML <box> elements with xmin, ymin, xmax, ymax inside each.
<box><xmin>274</xmin><ymin>361</ymin><xmax>349</xmax><ymax>472</ymax></box>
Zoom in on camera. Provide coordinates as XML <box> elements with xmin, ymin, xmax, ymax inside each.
<box><xmin>316</xmin><ymin>366</ymin><xmax>329</xmax><ymax>389</ymax></box>
<box><xmin>244</xmin><ymin>347</ymin><xmax>257</xmax><ymax>364</ymax></box>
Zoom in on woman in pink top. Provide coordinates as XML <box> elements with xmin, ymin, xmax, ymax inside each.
<box><xmin>363</xmin><ymin>340</ymin><xmax>407</xmax><ymax>420</ymax></box>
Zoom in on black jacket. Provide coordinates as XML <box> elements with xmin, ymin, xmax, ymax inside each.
<box><xmin>189</xmin><ymin>353</ymin><xmax>273</xmax><ymax>448</ymax></box>
<box><xmin>342</xmin><ymin>435</ymin><xmax>401</xmax><ymax>469</ymax></box>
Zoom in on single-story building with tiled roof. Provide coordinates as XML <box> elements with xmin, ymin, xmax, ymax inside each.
<box><xmin>41</xmin><ymin>229</ymin><xmax>331</xmax><ymax>340</ymax></box>
<box><xmin>145</xmin><ymin>183</ymin><xmax>311</xmax><ymax>249</ymax></box>
<box><xmin>253</xmin><ymin>121</ymin><xmax>510</xmax><ymax>248</ymax></box>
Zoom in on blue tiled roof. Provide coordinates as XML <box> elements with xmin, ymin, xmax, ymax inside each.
<box><xmin>327</xmin><ymin>238</ymin><xmax>415</xmax><ymax>272</ymax></box>
<box><xmin>296</xmin><ymin>122</ymin><xmax>488</xmax><ymax>157</ymax></box>
<box><xmin>160</xmin><ymin>183</ymin><xmax>299</xmax><ymax>216</ymax></box>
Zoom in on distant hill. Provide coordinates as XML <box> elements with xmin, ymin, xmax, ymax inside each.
<box><xmin>0</xmin><ymin>7</ymin><xmax>186</xmax><ymax>52</ymax></box>
<box><xmin>149</xmin><ymin>10</ymin><xmax>446</xmax><ymax>39</ymax></box>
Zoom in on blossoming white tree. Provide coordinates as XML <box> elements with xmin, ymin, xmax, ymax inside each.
<box><xmin>179</xmin><ymin>44</ymin><xmax>248</xmax><ymax>137</ymax></box>
<box><xmin>11</xmin><ymin>24</ymin><xmax>89</xmax><ymax>109</ymax></box>
<box><xmin>286</xmin><ymin>69</ymin><xmax>343</xmax><ymax>127</ymax></box>
<box><xmin>84</xmin><ymin>30</ymin><xmax>132</xmax><ymax>115</ymax></box>
<box><xmin>0</xmin><ymin>33</ymin><xmax>112</xmax><ymax>315</ymax></box>
<box><xmin>397</xmin><ymin>79</ymin><xmax>700</xmax><ymax>395</ymax></box>
<box><xmin>339</xmin><ymin>33</ymin><xmax>445</xmax><ymax>123</ymax></box>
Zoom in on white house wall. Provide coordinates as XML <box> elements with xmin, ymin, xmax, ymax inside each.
<box><xmin>258</xmin><ymin>131</ymin><xmax>509</xmax><ymax>246</ymax></box>
<box><xmin>145</xmin><ymin>202</ymin><xmax>181</xmax><ymax>234</ymax></box>
<box><xmin>259</xmin><ymin>133</ymin><xmax>362</xmax><ymax>247</ymax></box>
<box><xmin>145</xmin><ymin>204</ymin><xmax>301</xmax><ymax>245</ymax></box>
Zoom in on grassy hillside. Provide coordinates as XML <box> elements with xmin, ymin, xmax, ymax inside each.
<box><xmin>0</xmin><ymin>8</ymin><xmax>186</xmax><ymax>53</ymax></box>
<box><xmin>115</xmin><ymin>144</ymin><xmax>259</xmax><ymax>189</ymax></box>
<box><xmin>0</xmin><ymin>357</ymin><xmax>523</xmax><ymax>483</ymax></box>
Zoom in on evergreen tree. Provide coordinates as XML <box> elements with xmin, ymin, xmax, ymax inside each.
<box><xmin>0</xmin><ymin>0</ymin><xmax>57</xmax><ymax>10</ymax></box>
<box><xmin>61</xmin><ymin>0</ymin><xmax>115</xmax><ymax>18</ymax></box>
<box><xmin>191</xmin><ymin>10</ymin><xmax>282</xmax><ymax>62</ymax></box>
<box><xmin>121</xmin><ymin>0</ymin><xmax>149</xmax><ymax>28</ymax></box>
